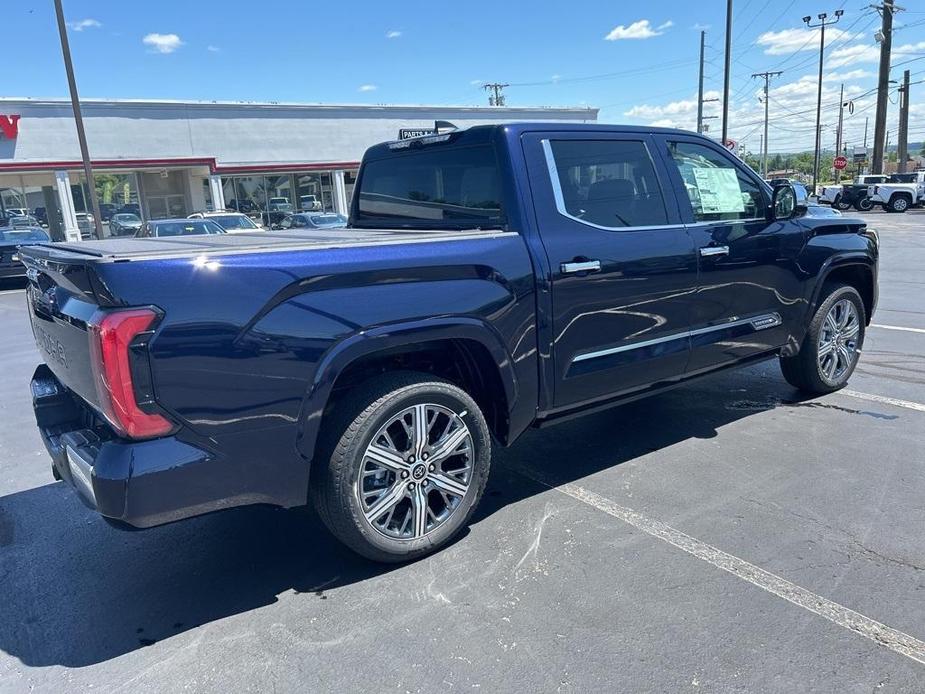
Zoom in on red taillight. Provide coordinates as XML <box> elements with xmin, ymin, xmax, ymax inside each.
<box><xmin>88</xmin><ymin>308</ymin><xmax>175</xmax><ymax>439</ymax></box>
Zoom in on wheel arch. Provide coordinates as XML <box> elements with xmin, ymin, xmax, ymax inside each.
<box><xmin>811</xmin><ymin>258</ymin><xmax>876</xmax><ymax>326</ymax></box>
<box><xmin>297</xmin><ymin>318</ymin><xmax>520</xmax><ymax>474</ymax></box>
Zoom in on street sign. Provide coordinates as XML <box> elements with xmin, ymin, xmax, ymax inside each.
<box><xmin>398</xmin><ymin>128</ymin><xmax>436</xmax><ymax>140</ymax></box>
<box><xmin>853</xmin><ymin>146</ymin><xmax>867</xmax><ymax>163</ymax></box>
<box><xmin>834</xmin><ymin>155</ymin><xmax>848</xmax><ymax>170</ymax></box>
<box><xmin>723</xmin><ymin>138</ymin><xmax>737</xmax><ymax>152</ymax></box>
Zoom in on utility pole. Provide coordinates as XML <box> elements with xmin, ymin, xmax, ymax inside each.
<box><xmin>482</xmin><ymin>83</ymin><xmax>509</xmax><ymax>107</ymax></box>
<box><xmin>721</xmin><ymin>0</ymin><xmax>733</xmax><ymax>145</ymax></box>
<box><xmin>53</xmin><ymin>0</ymin><xmax>103</xmax><ymax>241</ymax></box>
<box><xmin>697</xmin><ymin>30</ymin><xmax>705</xmax><ymax>134</ymax></box>
<box><xmin>897</xmin><ymin>69</ymin><xmax>910</xmax><ymax>173</ymax></box>
<box><xmin>752</xmin><ymin>70</ymin><xmax>783</xmax><ymax>177</ymax></box>
<box><xmin>835</xmin><ymin>83</ymin><xmax>845</xmax><ymax>182</ymax></box>
<box><xmin>871</xmin><ymin>0</ymin><xmax>899</xmax><ymax>174</ymax></box>
<box><xmin>804</xmin><ymin>10</ymin><xmax>844</xmax><ymax>195</ymax></box>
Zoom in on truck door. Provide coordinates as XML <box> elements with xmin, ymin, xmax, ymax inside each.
<box><xmin>522</xmin><ymin>132</ymin><xmax>698</xmax><ymax>409</ymax></box>
<box><xmin>653</xmin><ymin>135</ymin><xmax>806</xmax><ymax>374</ymax></box>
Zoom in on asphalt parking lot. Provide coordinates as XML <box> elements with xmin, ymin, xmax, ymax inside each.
<box><xmin>0</xmin><ymin>210</ymin><xmax>923</xmax><ymax>693</ymax></box>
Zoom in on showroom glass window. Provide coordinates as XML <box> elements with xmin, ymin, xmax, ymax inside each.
<box><xmin>355</xmin><ymin>146</ymin><xmax>504</xmax><ymax>226</ymax></box>
<box><xmin>546</xmin><ymin>139</ymin><xmax>669</xmax><ymax>229</ymax></box>
<box><xmin>666</xmin><ymin>141</ymin><xmax>764</xmax><ymax>222</ymax></box>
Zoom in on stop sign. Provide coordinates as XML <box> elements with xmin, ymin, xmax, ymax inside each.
<box><xmin>834</xmin><ymin>155</ymin><xmax>848</xmax><ymax>170</ymax></box>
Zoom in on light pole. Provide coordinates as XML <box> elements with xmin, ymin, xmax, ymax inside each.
<box><xmin>53</xmin><ymin>0</ymin><xmax>104</xmax><ymax>240</ymax></box>
<box><xmin>804</xmin><ymin>10</ymin><xmax>843</xmax><ymax>196</ymax></box>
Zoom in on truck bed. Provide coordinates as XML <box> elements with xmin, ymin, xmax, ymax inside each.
<box><xmin>28</xmin><ymin>228</ymin><xmax>509</xmax><ymax>263</ymax></box>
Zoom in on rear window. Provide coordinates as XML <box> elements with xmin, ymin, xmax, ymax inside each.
<box><xmin>355</xmin><ymin>145</ymin><xmax>505</xmax><ymax>228</ymax></box>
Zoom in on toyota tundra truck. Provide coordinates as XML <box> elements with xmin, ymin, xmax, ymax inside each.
<box><xmin>22</xmin><ymin>124</ymin><xmax>878</xmax><ymax>562</ymax></box>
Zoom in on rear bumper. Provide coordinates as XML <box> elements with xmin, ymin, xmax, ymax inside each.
<box><xmin>31</xmin><ymin>364</ymin><xmax>219</xmax><ymax>528</ymax></box>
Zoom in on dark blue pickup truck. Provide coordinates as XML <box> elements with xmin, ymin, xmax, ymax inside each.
<box><xmin>22</xmin><ymin>124</ymin><xmax>878</xmax><ymax>562</ymax></box>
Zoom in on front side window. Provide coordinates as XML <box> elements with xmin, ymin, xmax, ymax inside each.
<box><xmin>667</xmin><ymin>141</ymin><xmax>765</xmax><ymax>222</ymax></box>
<box><xmin>355</xmin><ymin>145</ymin><xmax>504</xmax><ymax>228</ymax></box>
<box><xmin>546</xmin><ymin>139</ymin><xmax>669</xmax><ymax>229</ymax></box>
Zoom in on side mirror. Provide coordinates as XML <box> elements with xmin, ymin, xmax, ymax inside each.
<box><xmin>771</xmin><ymin>184</ymin><xmax>797</xmax><ymax>221</ymax></box>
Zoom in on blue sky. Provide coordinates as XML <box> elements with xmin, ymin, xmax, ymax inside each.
<box><xmin>7</xmin><ymin>1</ymin><xmax>925</xmax><ymax>153</ymax></box>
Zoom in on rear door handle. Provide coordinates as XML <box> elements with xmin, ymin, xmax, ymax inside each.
<box><xmin>561</xmin><ymin>260</ymin><xmax>602</xmax><ymax>274</ymax></box>
<box><xmin>699</xmin><ymin>245</ymin><xmax>730</xmax><ymax>258</ymax></box>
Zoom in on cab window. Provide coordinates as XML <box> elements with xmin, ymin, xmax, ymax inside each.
<box><xmin>667</xmin><ymin>141</ymin><xmax>765</xmax><ymax>222</ymax></box>
<box><xmin>545</xmin><ymin>139</ymin><xmax>669</xmax><ymax>229</ymax></box>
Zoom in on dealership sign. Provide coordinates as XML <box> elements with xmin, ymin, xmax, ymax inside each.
<box><xmin>0</xmin><ymin>114</ymin><xmax>20</xmax><ymax>139</ymax></box>
<box><xmin>398</xmin><ymin>127</ymin><xmax>436</xmax><ymax>140</ymax></box>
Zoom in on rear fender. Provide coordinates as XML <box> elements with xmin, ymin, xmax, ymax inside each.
<box><xmin>296</xmin><ymin>317</ymin><xmax>519</xmax><ymax>461</ymax></box>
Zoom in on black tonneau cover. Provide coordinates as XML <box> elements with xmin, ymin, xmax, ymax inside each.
<box><xmin>23</xmin><ymin>228</ymin><xmax>504</xmax><ymax>263</ymax></box>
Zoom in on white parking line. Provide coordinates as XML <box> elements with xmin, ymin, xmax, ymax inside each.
<box><xmin>840</xmin><ymin>390</ymin><xmax>925</xmax><ymax>413</ymax></box>
<box><xmin>512</xmin><ymin>464</ymin><xmax>925</xmax><ymax>666</ymax></box>
<box><xmin>871</xmin><ymin>324</ymin><xmax>925</xmax><ymax>335</ymax></box>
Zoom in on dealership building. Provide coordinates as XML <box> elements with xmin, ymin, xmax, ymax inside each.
<box><xmin>0</xmin><ymin>98</ymin><xmax>598</xmax><ymax>240</ymax></box>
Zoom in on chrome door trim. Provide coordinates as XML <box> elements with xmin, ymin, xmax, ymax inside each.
<box><xmin>699</xmin><ymin>245</ymin><xmax>730</xmax><ymax>257</ymax></box>
<box><xmin>561</xmin><ymin>260</ymin><xmax>602</xmax><ymax>274</ymax></box>
<box><xmin>571</xmin><ymin>312</ymin><xmax>782</xmax><ymax>364</ymax></box>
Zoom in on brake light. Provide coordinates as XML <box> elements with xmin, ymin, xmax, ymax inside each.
<box><xmin>88</xmin><ymin>308</ymin><xmax>175</xmax><ymax>439</ymax></box>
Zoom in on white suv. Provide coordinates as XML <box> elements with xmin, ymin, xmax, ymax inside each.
<box><xmin>187</xmin><ymin>211</ymin><xmax>264</xmax><ymax>232</ymax></box>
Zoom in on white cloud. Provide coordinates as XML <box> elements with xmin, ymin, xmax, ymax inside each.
<box><xmin>386</xmin><ymin>30</ymin><xmax>402</xmax><ymax>39</ymax></box>
<box><xmin>470</xmin><ymin>79</ymin><xmax>484</xmax><ymax>86</ymax></box>
<box><xmin>829</xmin><ymin>40</ymin><xmax>925</xmax><ymax>68</ymax></box>
<box><xmin>756</xmin><ymin>27</ymin><xmax>859</xmax><ymax>55</ymax></box>
<box><xmin>657</xmin><ymin>20</ymin><xmax>674</xmax><ymax>31</ymax></box>
<box><xmin>605</xmin><ymin>19</ymin><xmax>668</xmax><ymax>41</ymax></box>
<box><xmin>207</xmin><ymin>45</ymin><xmax>220</xmax><ymax>52</ymax></box>
<box><xmin>143</xmin><ymin>33</ymin><xmax>183</xmax><ymax>54</ymax></box>
<box><xmin>551</xmin><ymin>74</ymin><xmax>561</xmax><ymax>83</ymax></box>
<box><xmin>358</xmin><ymin>84</ymin><xmax>377</xmax><ymax>92</ymax></box>
<box><xmin>69</xmin><ymin>18</ymin><xmax>101</xmax><ymax>31</ymax></box>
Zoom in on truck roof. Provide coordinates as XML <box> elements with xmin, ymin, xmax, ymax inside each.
<box><xmin>366</xmin><ymin>122</ymin><xmax>716</xmax><ymax>158</ymax></box>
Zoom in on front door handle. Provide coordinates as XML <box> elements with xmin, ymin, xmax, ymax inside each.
<box><xmin>699</xmin><ymin>245</ymin><xmax>730</xmax><ymax>258</ymax></box>
<box><xmin>561</xmin><ymin>259</ymin><xmax>602</xmax><ymax>274</ymax></box>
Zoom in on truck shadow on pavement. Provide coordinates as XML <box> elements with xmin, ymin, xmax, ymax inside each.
<box><xmin>0</xmin><ymin>363</ymin><xmax>894</xmax><ymax>667</ymax></box>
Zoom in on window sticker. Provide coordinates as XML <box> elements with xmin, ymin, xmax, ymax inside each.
<box><xmin>691</xmin><ymin>168</ymin><xmax>746</xmax><ymax>214</ymax></box>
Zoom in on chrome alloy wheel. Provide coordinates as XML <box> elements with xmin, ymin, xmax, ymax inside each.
<box><xmin>818</xmin><ymin>298</ymin><xmax>860</xmax><ymax>382</ymax></box>
<box><xmin>357</xmin><ymin>404</ymin><xmax>473</xmax><ymax>540</ymax></box>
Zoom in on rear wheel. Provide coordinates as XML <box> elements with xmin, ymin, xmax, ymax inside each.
<box><xmin>311</xmin><ymin>372</ymin><xmax>491</xmax><ymax>563</ymax></box>
<box><xmin>854</xmin><ymin>196</ymin><xmax>873</xmax><ymax>212</ymax></box>
<box><xmin>889</xmin><ymin>194</ymin><xmax>911</xmax><ymax>213</ymax></box>
<box><xmin>780</xmin><ymin>284</ymin><xmax>865</xmax><ymax>394</ymax></box>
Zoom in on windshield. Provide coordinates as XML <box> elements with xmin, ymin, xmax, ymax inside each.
<box><xmin>0</xmin><ymin>229</ymin><xmax>49</xmax><ymax>242</ymax></box>
<box><xmin>153</xmin><ymin>221</ymin><xmax>226</xmax><ymax>237</ymax></box>
<box><xmin>210</xmin><ymin>215</ymin><xmax>258</xmax><ymax>230</ymax></box>
<box><xmin>354</xmin><ymin>144</ymin><xmax>505</xmax><ymax>229</ymax></box>
<box><xmin>113</xmin><ymin>214</ymin><xmax>141</xmax><ymax>223</ymax></box>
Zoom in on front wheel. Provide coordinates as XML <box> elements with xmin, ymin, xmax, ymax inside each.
<box><xmin>311</xmin><ymin>372</ymin><xmax>491</xmax><ymax>563</ymax></box>
<box><xmin>834</xmin><ymin>195</ymin><xmax>852</xmax><ymax>211</ymax></box>
<box><xmin>854</xmin><ymin>197</ymin><xmax>873</xmax><ymax>212</ymax></box>
<box><xmin>780</xmin><ymin>284</ymin><xmax>865</xmax><ymax>394</ymax></box>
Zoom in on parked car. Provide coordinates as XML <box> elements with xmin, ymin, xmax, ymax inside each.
<box><xmin>226</xmin><ymin>198</ymin><xmax>261</xmax><ymax>214</ymax></box>
<box><xmin>268</xmin><ymin>197</ymin><xmax>294</xmax><ymax>213</ymax></box>
<box><xmin>819</xmin><ymin>175</ymin><xmax>889</xmax><ymax>212</ymax></box>
<box><xmin>0</xmin><ymin>226</ymin><xmax>50</xmax><ymax>279</ymax></box>
<box><xmin>277</xmin><ymin>212</ymin><xmax>348</xmax><ymax>230</ymax></box>
<box><xmin>6</xmin><ymin>214</ymin><xmax>41</xmax><ymax>229</ymax></box>
<box><xmin>134</xmin><ymin>218</ymin><xmax>227</xmax><ymax>238</ymax></box>
<box><xmin>22</xmin><ymin>124</ymin><xmax>878</xmax><ymax>563</ymax></box>
<box><xmin>118</xmin><ymin>203</ymin><xmax>142</xmax><ymax>216</ymax></box>
<box><xmin>4</xmin><ymin>207</ymin><xmax>31</xmax><ymax>218</ymax></box>
<box><xmin>98</xmin><ymin>203</ymin><xmax>118</xmax><ymax>222</ymax></box>
<box><xmin>261</xmin><ymin>210</ymin><xmax>291</xmax><ymax>228</ymax></box>
<box><xmin>188</xmin><ymin>211</ymin><xmax>263</xmax><ymax>232</ymax></box>
<box><xmin>109</xmin><ymin>213</ymin><xmax>143</xmax><ymax>237</ymax></box>
<box><xmin>868</xmin><ymin>171</ymin><xmax>925</xmax><ymax>213</ymax></box>
<box><xmin>299</xmin><ymin>194</ymin><xmax>322</xmax><ymax>211</ymax></box>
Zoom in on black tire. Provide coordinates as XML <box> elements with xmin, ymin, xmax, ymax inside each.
<box><xmin>780</xmin><ymin>284</ymin><xmax>866</xmax><ymax>394</ymax></box>
<box><xmin>853</xmin><ymin>197</ymin><xmax>873</xmax><ymax>212</ymax></box>
<box><xmin>833</xmin><ymin>195</ymin><xmax>852</xmax><ymax>211</ymax></box>
<box><xmin>311</xmin><ymin>372</ymin><xmax>491</xmax><ymax>563</ymax></box>
<box><xmin>888</xmin><ymin>195</ymin><xmax>911</xmax><ymax>213</ymax></box>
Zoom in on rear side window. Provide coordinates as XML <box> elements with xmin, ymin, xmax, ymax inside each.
<box><xmin>545</xmin><ymin>139</ymin><xmax>669</xmax><ymax>229</ymax></box>
<box><xmin>355</xmin><ymin>145</ymin><xmax>504</xmax><ymax>227</ymax></box>
<box><xmin>667</xmin><ymin>141</ymin><xmax>765</xmax><ymax>222</ymax></box>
